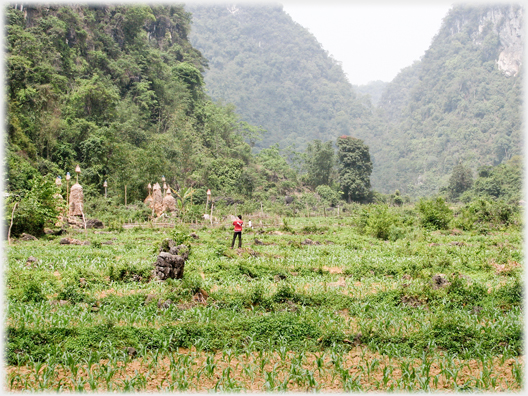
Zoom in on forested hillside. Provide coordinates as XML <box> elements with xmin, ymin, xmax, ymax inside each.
<box><xmin>352</xmin><ymin>81</ymin><xmax>388</xmax><ymax>107</ymax></box>
<box><xmin>188</xmin><ymin>3</ymin><xmax>523</xmax><ymax>197</ymax></box>
<box><xmin>5</xmin><ymin>2</ymin><xmax>523</xmax><ymax>225</ymax></box>
<box><xmin>5</xmin><ymin>4</ymin><xmax>299</xmax><ymax>211</ymax></box>
<box><xmin>187</xmin><ymin>4</ymin><xmax>373</xmax><ymax>151</ymax></box>
<box><xmin>371</xmin><ymin>4</ymin><xmax>524</xmax><ymax>195</ymax></box>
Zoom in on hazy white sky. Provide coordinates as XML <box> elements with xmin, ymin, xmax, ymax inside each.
<box><xmin>282</xmin><ymin>3</ymin><xmax>453</xmax><ymax>86</ymax></box>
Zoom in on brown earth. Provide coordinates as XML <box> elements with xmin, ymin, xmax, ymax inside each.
<box><xmin>6</xmin><ymin>348</ymin><xmax>523</xmax><ymax>392</ymax></box>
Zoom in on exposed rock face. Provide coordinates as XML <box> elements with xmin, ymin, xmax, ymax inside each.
<box><xmin>67</xmin><ymin>216</ymin><xmax>84</xmax><ymax>229</ymax></box>
<box><xmin>20</xmin><ymin>233</ymin><xmax>37</xmax><ymax>241</ymax></box>
<box><xmin>86</xmin><ymin>219</ymin><xmax>104</xmax><ymax>229</ymax></box>
<box><xmin>162</xmin><ymin>187</ymin><xmax>177</xmax><ymax>212</ymax></box>
<box><xmin>69</xmin><ymin>183</ymin><xmax>84</xmax><ymax>216</ymax></box>
<box><xmin>152</xmin><ymin>183</ymin><xmax>164</xmax><ymax>216</ymax></box>
<box><xmin>458</xmin><ymin>5</ymin><xmax>524</xmax><ymax>77</ymax></box>
<box><xmin>477</xmin><ymin>6</ymin><xmax>524</xmax><ymax>77</ymax></box>
<box><xmin>153</xmin><ymin>239</ymin><xmax>190</xmax><ymax>280</ymax></box>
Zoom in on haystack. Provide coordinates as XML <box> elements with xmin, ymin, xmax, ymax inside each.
<box><xmin>152</xmin><ymin>183</ymin><xmax>164</xmax><ymax>216</ymax></box>
<box><xmin>69</xmin><ymin>183</ymin><xmax>84</xmax><ymax>216</ymax></box>
<box><xmin>144</xmin><ymin>183</ymin><xmax>153</xmax><ymax>208</ymax></box>
<box><xmin>163</xmin><ymin>186</ymin><xmax>177</xmax><ymax>212</ymax></box>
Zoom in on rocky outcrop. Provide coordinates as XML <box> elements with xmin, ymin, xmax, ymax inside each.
<box><xmin>60</xmin><ymin>237</ymin><xmax>90</xmax><ymax>245</ymax></box>
<box><xmin>85</xmin><ymin>219</ymin><xmax>104</xmax><ymax>229</ymax></box>
<box><xmin>67</xmin><ymin>216</ymin><xmax>84</xmax><ymax>229</ymax></box>
<box><xmin>458</xmin><ymin>5</ymin><xmax>524</xmax><ymax>77</ymax></box>
<box><xmin>153</xmin><ymin>239</ymin><xmax>190</xmax><ymax>280</ymax></box>
<box><xmin>477</xmin><ymin>6</ymin><xmax>524</xmax><ymax>77</ymax></box>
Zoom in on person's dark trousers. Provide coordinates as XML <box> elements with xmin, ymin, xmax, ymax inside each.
<box><xmin>231</xmin><ymin>232</ymin><xmax>242</xmax><ymax>248</ymax></box>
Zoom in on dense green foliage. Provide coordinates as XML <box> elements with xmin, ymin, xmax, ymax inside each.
<box><xmin>4</xmin><ymin>4</ymin><xmax>308</xmax><ymax>236</ymax></box>
<box><xmin>5</xmin><ymin>5</ymin><xmax>304</xmax><ymax>202</ymax></box>
<box><xmin>301</xmin><ymin>140</ymin><xmax>335</xmax><ymax>189</ymax></box>
<box><xmin>446</xmin><ymin>163</ymin><xmax>474</xmax><ymax>200</ymax></box>
<box><xmin>187</xmin><ymin>4</ymin><xmax>373</xmax><ymax>151</ymax></box>
<box><xmin>336</xmin><ymin>136</ymin><xmax>372</xmax><ymax>203</ymax></box>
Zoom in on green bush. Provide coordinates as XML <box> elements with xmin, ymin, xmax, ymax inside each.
<box><xmin>57</xmin><ymin>284</ymin><xmax>86</xmax><ymax>304</ymax></box>
<box><xmin>417</xmin><ymin>197</ymin><xmax>453</xmax><ymax>230</ymax></box>
<box><xmin>272</xmin><ymin>282</ymin><xmax>296</xmax><ymax>303</ymax></box>
<box><xmin>301</xmin><ymin>224</ymin><xmax>328</xmax><ymax>234</ymax></box>
<box><xmin>315</xmin><ymin>185</ymin><xmax>341</xmax><ymax>207</ymax></box>
<box><xmin>362</xmin><ymin>204</ymin><xmax>397</xmax><ymax>240</ymax></box>
<box><xmin>182</xmin><ymin>273</ymin><xmax>203</xmax><ymax>295</ymax></box>
<box><xmin>171</xmin><ymin>229</ymin><xmax>193</xmax><ymax>247</ymax></box>
<box><xmin>7</xmin><ymin>176</ymin><xmax>62</xmax><ymax>237</ymax></box>
<box><xmin>108</xmin><ymin>260</ymin><xmax>152</xmax><ymax>282</ymax></box>
<box><xmin>21</xmin><ymin>281</ymin><xmax>47</xmax><ymax>303</ymax></box>
<box><xmin>457</xmin><ymin>198</ymin><xmax>520</xmax><ymax>231</ymax></box>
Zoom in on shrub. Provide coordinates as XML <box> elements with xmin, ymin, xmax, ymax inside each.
<box><xmin>182</xmin><ymin>273</ymin><xmax>203</xmax><ymax>295</ymax></box>
<box><xmin>57</xmin><ymin>284</ymin><xmax>85</xmax><ymax>304</ymax></box>
<box><xmin>272</xmin><ymin>282</ymin><xmax>296</xmax><ymax>303</ymax></box>
<box><xmin>362</xmin><ymin>204</ymin><xmax>397</xmax><ymax>240</ymax></box>
<box><xmin>21</xmin><ymin>281</ymin><xmax>47</xmax><ymax>303</ymax></box>
<box><xmin>6</xmin><ymin>176</ymin><xmax>62</xmax><ymax>237</ymax></box>
<box><xmin>454</xmin><ymin>198</ymin><xmax>521</xmax><ymax>231</ymax></box>
<box><xmin>108</xmin><ymin>260</ymin><xmax>152</xmax><ymax>282</ymax></box>
<box><xmin>417</xmin><ymin>197</ymin><xmax>452</xmax><ymax>230</ymax></box>
<box><xmin>301</xmin><ymin>224</ymin><xmax>328</xmax><ymax>234</ymax></box>
<box><xmin>171</xmin><ymin>229</ymin><xmax>193</xmax><ymax>247</ymax></box>
<box><xmin>315</xmin><ymin>185</ymin><xmax>341</xmax><ymax>207</ymax></box>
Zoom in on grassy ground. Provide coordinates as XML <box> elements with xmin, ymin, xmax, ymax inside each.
<box><xmin>4</xmin><ymin>211</ymin><xmax>524</xmax><ymax>391</ymax></box>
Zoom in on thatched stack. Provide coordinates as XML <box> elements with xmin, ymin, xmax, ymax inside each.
<box><xmin>144</xmin><ymin>183</ymin><xmax>153</xmax><ymax>208</ymax></box>
<box><xmin>162</xmin><ymin>186</ymin><xmax>177</xmax><ymax>212</ymax></box>
<box><xmin>69</xmin><ymin>183</ymin><xmax>84</xmax><ymax>216</ymax></box>
<box><xmin>152</xmin><ymin>183</ymin><xmax>163</xmax><ymax>216</ymax></box>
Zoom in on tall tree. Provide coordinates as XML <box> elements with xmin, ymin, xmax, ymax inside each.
<box><xmin>447</xmin><ymin>163</ymin><xmax>473</xmax><ymax>200</ymax></box>
<box><xmin>303</xmin><ymin>140</ymin><xmax>335</xmax><ymax>188</ymax></box>
<box><xmin>336</xmin><ymin>136</ymin><xmax>372</xmax><ymax>202</ymax></box>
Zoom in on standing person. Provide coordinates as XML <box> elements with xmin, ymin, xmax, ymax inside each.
<box><xmin>248</xmin><ymin>219</ymin><xmax>252</xmax><ymax>229</ymax></box>
<box><xmin>231</xmin><ymin>215</ymin><xmax>243</xmax><ymax>249</ymax></box>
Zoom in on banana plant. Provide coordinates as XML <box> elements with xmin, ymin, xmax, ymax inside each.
<box><xmin>174</xmin><ymin>187</ymin><xmax>195</xmax><ymax>214</ymax></box>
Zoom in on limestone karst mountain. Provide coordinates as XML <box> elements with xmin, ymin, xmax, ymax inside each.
<box><xmin>372</xmin><ymin>4</ymin><xmax>523</xmax><ymax>195</ymax></box>
<box><xmin>189</xmin><ymin>3</ymin><xmax>523</xmax><ymax>195</ymax></box>
<box><xmin>187</xmin><ymin>3</ymin><xmax>373</xmax><ymax>151</ymax></box>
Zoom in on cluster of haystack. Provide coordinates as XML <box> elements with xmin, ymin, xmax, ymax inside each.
<box><xmin>144</xmin><ymin>183</ymin><xmax>177</xmax><ymax>217</ymax></box>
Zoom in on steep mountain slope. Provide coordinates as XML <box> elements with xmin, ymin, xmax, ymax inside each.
<box><xmin>6</xmin><ymin>4</ymin><xmax>262</xmax><ymax>203</ymax></box>
<box><xmin>187</xmin><ymin>3</ymin><xmax>373</xmax><ymax>151</ymax></box>
<box><xmin>353</xmin><ymin>81</ymin><xmax>388</xmax><ymax>107</ymax></box>
<box><xmin>373</xmin><ymin>4</ymin><xmax>523</xmax><ymax>195</ymax></box>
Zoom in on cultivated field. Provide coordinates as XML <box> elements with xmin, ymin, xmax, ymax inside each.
<box><xmin>5</xmin><ymin>207</ymin><xmax>524</xmax><ymax>391</ymax></box>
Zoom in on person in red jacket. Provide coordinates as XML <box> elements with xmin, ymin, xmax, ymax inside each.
<box><xmin>231</xmin><ymin>215</ymin><xmax>243</xmax><ymax>249</ymax></box>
